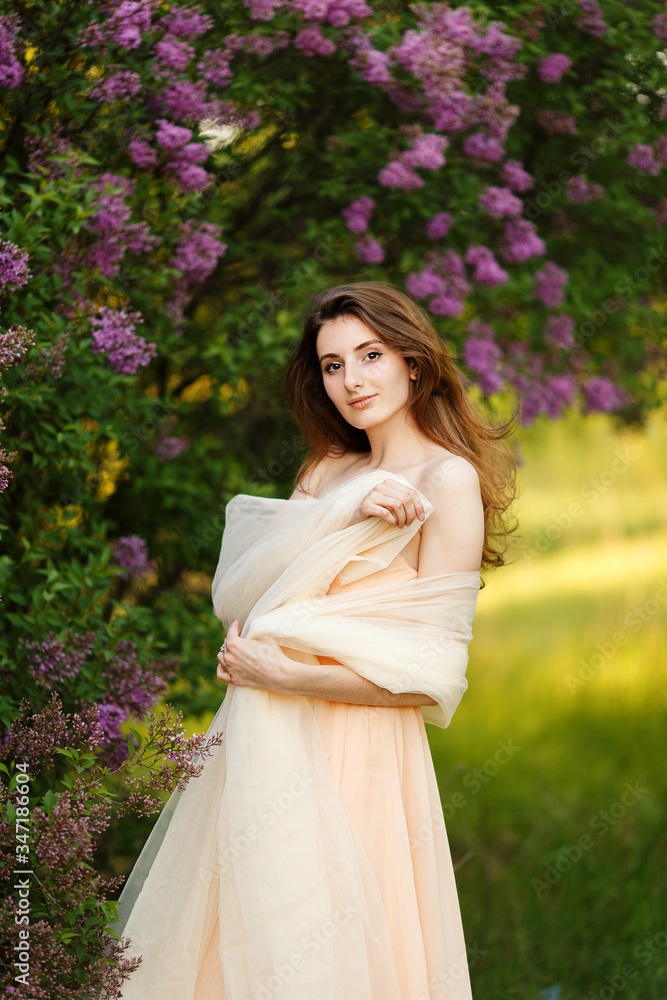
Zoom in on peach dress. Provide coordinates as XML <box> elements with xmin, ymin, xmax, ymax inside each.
<box><xmin>302</xmin><ymin>551</ymin><xmax>473</xmax><ymax>1000</ymax></box>
<box><xmin>184</xmin><ymin>555</ymin><xmax>473</xmax><ymax>1000</ymax></box>
<box><xmin>112</xmin><ymin>472</ymin><xmax>478</xmax><ymax>1000</ymax></box>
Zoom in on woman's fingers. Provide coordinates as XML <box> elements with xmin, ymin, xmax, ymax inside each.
<box><xmin>365</xmin><ymin>481</ymin><xmax>425</xmax><ymax>528</ymax></box>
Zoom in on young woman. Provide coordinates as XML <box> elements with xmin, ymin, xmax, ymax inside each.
<box><xmin>110</xmin><ymin>280</ymin><xmax>516</xmax><ymax>1000</ymax></box>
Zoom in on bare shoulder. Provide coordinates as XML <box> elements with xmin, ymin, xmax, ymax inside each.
<box><xmin>418</xmin><ymin>452</ymin><xmax>483</xmax><ymax>575</ymax></box>
<box><xmin>419</xmin><ymin>451</ymin><xmax>481</xmax><ymax>502</ymax></box>
<box><xmin>290</xmin><ymin>450</ymin><xmax>357</xmax><ymax>499</ymax></box>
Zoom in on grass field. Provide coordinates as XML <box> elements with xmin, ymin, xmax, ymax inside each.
<box><xmin>429</xmin><ymin>406</ymin><xmax>667</xmax><ymax>1000</ymax></box>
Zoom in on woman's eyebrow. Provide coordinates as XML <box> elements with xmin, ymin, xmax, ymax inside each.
<box><xmin>319</xmin><ymin>339</ymin><xmax>383</xmax><ymax>362</ymax></box>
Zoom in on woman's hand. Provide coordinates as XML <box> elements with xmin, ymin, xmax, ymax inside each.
<box><xmin>216</xmin><ymin>619</ymin><xmax>289</xmax><ymax>692</ymax></box>
<box><xmin>346</xmin><ymin>478</ymin><xmax>427</xmax><ymax>529</ymax></box>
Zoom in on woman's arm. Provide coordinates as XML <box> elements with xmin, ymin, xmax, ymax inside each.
<box><xmin>280</xmin><ymin>657</ymin><xmax>439</xmax><ymax>707</ymax></box>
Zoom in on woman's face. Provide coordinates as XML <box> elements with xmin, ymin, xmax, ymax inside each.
<box><xmin>315</xmin><ymin>316</ymin><xmax>415</xmax><ymax>428</ymax></box>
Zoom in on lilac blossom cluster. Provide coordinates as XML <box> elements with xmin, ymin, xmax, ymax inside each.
<box><xmin>0</xmin><ymin>13</ymin><xmax>24</xmax><ymax>89</ymax></box>
<box><xmin>19</xmin><ymin>630</ymin><xmax>98</xmax><ymax>687</ymax></box>
<box><xmin>626</xmin><ymin>138</ymin><xmax>667</xmax><ymax>177</ymax></box>
<box><xmin>406</xmin><ymin>249</ymin><xmax>472</xmax><ymax>316</ymax></box>
<box><xmin>464</xmin><ymin>246</ymin><xmax>508</xmax><ymax>286</ymax></box>
<box><xmin>0</xmin><ymin>694</ymin><xmax>224</xmax><ymax>995</ymax></box>
<box><xmin>463</xmin><ymin>320</ymin><xmax>503</xmax><ymax>395</ymax></box>
<box><xmin>341</xmin><ymin>196</ymin><xmax>375</xmax><ymax>234</ymax></box>
<box><xmin>426</xmin><ymin>211</ymin><xmax>452</xmax><ymax>240</ymax></box>
<box><xmin>167</xmin><ymin>220</ymin><xmax>228</xmax><ymax>327</ymax></box>
<box><xmin>112</xmin><ymin>534</ymin><xmax>157</xmax><ymax>580</ymax></box>
<box><xmin>85</xmin><ymin>173</ymin><xmax>159</xmax><ymax>279</ymax></box>
<box><xmin>565</xmin><ymin>175</ymin><xmax>604</xmax><ymax>203</ymax></box>
<box><xmin>0</xmin><ymin>323</ymin><xmax>35</xmax><ymax>492</ymax></box>
<box><xmin>0</xmin><ymin>240</ymin><xmax>30</xmax><ymax>293</ymax></box>
<box><xmin>575</xmin><ymin>0</ymin><xmax>608</xmax><ymax>38</ymax></box>
<box><xmin>533</xmin><ymin>261</ymin><xmax>569</xmax><ymax>308</ymax></box>
<box><xmin>478</xmin><ymin>185</ymin><xmax>523</xmax><ymax>219</ymax></box>
<box><xmin>536</xmin><ymin>110</ymin><xmax>578</xmax><ymax>135</ymax></box>
<box><xmin>90</xmin><ymin>305</ymin><xmax>157</xmax><ymax>375</ymax></box>
<box><xmin>378</xmin><ymin>127</ymin><xmax>449</xmax><ymax>191</ymax></box>
<box><xmin>96</xmin><ymin>639</ymin><xmax>178</xmax><ymax>768</ymax></box>
<box><xmin>653</xmin><ymin>12</ymin><xmax>667</xmax><ymax>45</ymax></box>
<box><xmin>538</xmin><ymin>54</ymin><xmax>572</xmax><ymax>84</ymax></box>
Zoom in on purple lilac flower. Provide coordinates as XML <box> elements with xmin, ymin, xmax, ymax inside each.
<box><xmin>501</xmin><ymin>159</ymin><xmax>534</xmax><ymax>192</ymax></box>
<box><xmin>293</xmin><ymin>0</ymin><xmax>371</xmax><ymax>23</ymax></box>
<box><xmin>155</xmin><ymin>435</ymin><xmax>190</xmax><ymax>459</ymax></box>
<box><xmin>0</xmin><ymin>14</ymin><xmax>25</xmax><ymax>89</ymax></box>
<box><xmin>406</xmin><ymin>269</ymin><xmax>447</xmax><ymax>299</ymax></box>
<box><xmin>168</xmin><ymin>142</ymin><xmax>213</xmax><ymax>193</ymax></box>
<box><xmin>426</xmin><ymin>212</ymin><xmax>452</xmax><ymax>240</ymax></box>
<box><xmin>565</xmin><ymin>175</ymin><xmax>604</xmax><ymax>203</ymax></box>
<box><xmin>128</xmin><ymin>135</ymin><xmax>159</xmax><ymax>168</ymax></box>
<box><xmin>653</xmin><ymin>200</ymin><xmax>667</xmax><ymax>229</ymax></box>
<box><xmin>0</xmin><ymin>324</ymin><xmax>35</xmax><ymax>371</ymax></box>
<box><xmin>538</xmin><ymin>54</ymin><xmax>572</xmax><ymax>83</ymax></box>
<box><xmin>478</xmin><ymin>185</ymin><xmax>523</xmax><ymax>219</ymax></box>
<box><xmin>0</xmin><ymin>241</ymin><xmax>30</xmax><ymax>292</ymax></box>
<box><xmin>465</xmin><ymin>245</ymin><xmax>508</xmax><ymax>286</ymax></box>
<box><xmin>153</xmin><ymin>37</ymin><xmax>195</xmax><ymax>75</ymax></box>
<box><xmin>342</xmin><ymin>196</ymin><xmax>375</xmax><ymax>234</ymax></box>
<box><xmin>402</xmin><ymin>132</ymin><xmax>448</xmax><ymax>171</ymax></box>
<box><xmin>575</xmin><ymin>0</ymin><xmax>607</xmax><ymax>38</ymax></box>
<box><xmin>198</xmin><ymin>47</ymin><xmax>236</xmax><ymax>88</ymax></box>
<box><xmin>159</xmin><ymin>79</ymin><xmax>212</xmax><ymax>122</ymax></box>
<box><xmin>499</xmin><ymin>219</ymin><xmax>546</xmax><ymax>263</ymax></box>
<box><xmin>20</xmin><ymin>630</ymin><xmax>97</xmax><ymax>687</ymax></box>
<box><xmin>113</xmin><ymin>535</ymin><xmax>157</xmax><ymax>580</ymax></box>
<box><xmin>162</xmin><ymin>4</ymin><xmax>213</xmax><ymax>38</ymax></box>
<box><xmin>90</xmin><ymin>305</ymin><xmax>156</xmax><ymax>375</ymax></box>
<box><xmin>463</xmin><ymin>133</ymin><xmax>504</xmax><ymax>162</ymax></box>
<box><xmin>294</xmin><ymin>27</ymin><xmax>336</xmax><ymax>57</ymax></box>
<box><xmin>355</xmin><ymin>235</ymin><xmax>384</xmax><ymax>264</ymax></box>
<box><xmin>378</xmin><ymin>159</ymin><xmax>423</xmax><ymax>191</ymax></box>
<box><xmin>463</xmin><ymin>334</ymin><xmax>503</xmax><ymax>394</ymax></box>
<box><xmin>78</xmin><ymin>0</ymin><xmax>159</xmax><ymax>52</ymax></box>
<box><xmin>536</xmin><ymin>110</ymin><xmax>577</xmax><ymax>135</ymax></box>
<box><xmin>349</xmin><ymin>46</ymin><xmax>393</xmax><ymax>86</ymax></box>
<box><xmin>653</xmin><ymin>136</ymin><xmax>667</xmax><ymax>168</ymax></box>
<box><xmin>83</xmin><ymin>172</ymin><xmax>157</xmax><ymax>278</ymax></box>
<box><xmin>653</xmin><ymin>12</ymin><xmax>667</xmax><ymax>45</ymax></box>
<box><xmin>244</xmin><ymin>0</ymin><xmax>285</xmax><ymax>20</ymax></box>
<box><xmin>89</xmin><ymin>69</ymin><xmax>142</xmax><ymax>103</ymax></box>
<box><xmin>582</xmin><ymin>376</ymin><xmax>626</xmax><ymax>413</ymax></box>
<box><xmin>544</xmin><ymin>314</ymin><xmax>575</xmax><ymax>349</ymax></box>
<box><xmin>627</xmin><ymin>144</ymin><xmax>661</xmax><ymax>176</ymax></box>
<box><xmin>533</xmin><ymin>261</ymin><xmax>568</xmax><ymax>307</ymax></box>
<box><xmin>171</xmin><ymin>221</ymin><xmax>227</xmax><ymax>284</ymax></box>
<box><xmin>408</xmin><ymin>250</ymin><xmax>471</xmax><ymax>316</ymax></box>
<box><xmin>155</xmin><ymin>118</ymin><xmax>193</xmax><ymax>151</ymax></box>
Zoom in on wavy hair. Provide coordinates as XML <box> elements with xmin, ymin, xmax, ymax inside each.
<box><xmin>283</xmin><ymin>280</ymin><xmax>518</xmax><ymax>572</ymax></box>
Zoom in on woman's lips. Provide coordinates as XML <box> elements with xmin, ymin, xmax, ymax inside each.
<box><xmin>349</xmin><ymin>394</ymin><xmax>377</xmax><ymax>409</ymax></box>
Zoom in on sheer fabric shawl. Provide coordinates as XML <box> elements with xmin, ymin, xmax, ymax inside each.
<box><xmin>109</xmin><ymin>469</ymin><xmax>480</xmax><ymax>1000</ymax></box>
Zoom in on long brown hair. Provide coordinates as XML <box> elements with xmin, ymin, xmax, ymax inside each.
<box><xmin>283</xmin><ymin>280</ymin><xmax>518</xmax><ymax>573</ymax></box>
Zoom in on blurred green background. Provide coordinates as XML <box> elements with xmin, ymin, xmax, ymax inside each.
<box><xmin>429</xmin><ymin>403</ymin><xmax>667</xmax><ymax>1000</ymax></box>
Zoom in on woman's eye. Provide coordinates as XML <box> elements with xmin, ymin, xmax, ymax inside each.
<box><xmin>324</xmin><ymin>351</ymin><xmax>382</xmax><ymax>374</ymax></box>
